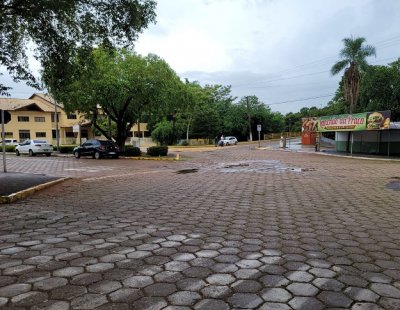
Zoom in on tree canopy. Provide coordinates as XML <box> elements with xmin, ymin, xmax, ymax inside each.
<box><xmin>331</xmin><ymin>37</ymin><xmax>376</xmax><ymax>113</ymax></box>
<box><xmin>0</xmin><ymin>0</ymin><xmax>157</xmax><ymax>95</ymax></box>
<box><xmin>55</xmin><ymin>48</ymin><xmax>182</xmax><ymax>149</ymax></box>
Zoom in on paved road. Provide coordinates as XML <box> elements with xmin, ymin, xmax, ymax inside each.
<box><xmin>1</xmin><ymin>146</ymin><xmax>400</xmax><ymax>309</ymax></box>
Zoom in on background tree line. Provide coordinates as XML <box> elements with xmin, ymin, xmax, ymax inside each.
<box><xmin>2</xmin><ymin>2</ymin><xmax>399</xmax><ymax>148</ymax></box>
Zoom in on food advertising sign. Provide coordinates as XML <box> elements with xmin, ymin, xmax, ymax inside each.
<box><xmin>317</xmin><ymin>111</ymin><xmax>390</xmax><ymax>132</ymax></box>
<box><xmin>302</xmin><ymin>117</ymin><xmax>318</xmax><ymax>132</ymax></box>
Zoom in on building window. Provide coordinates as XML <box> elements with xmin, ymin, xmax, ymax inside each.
<box><xmin>19</xmin><ymin>130</ymin><xmax>30</xmax><ymax>140</ymax></box>
<box><xmin>0</xmin><ymin>132</ymin><xmax>13</xmax><ymax>138</ymax></box>
<box><xmin>36</xmin><ymin>132</ymin><xmax>46</xmax><ymax>138</ymax></box>
<box><xmin>67</xmin><ymin>114</ymin><xmax>77</xmax><ymax>119</ymax></box>
<box><xmin>65</xmin><ymin>132</ymin><xmax>75</xmax><ymax>138</ymax></box>
<box><xmin>52</xmin><ymin>129</ymin><xmax>59</xmax><ymax>139</ymax></box>
<box><xmin>18</xmin><ymin>116</ymin><xmax>29</xmax><ymax>122</ymax></box>
<box><xmin>51</xmin><ymin>113</ymin><xmax>60</xmax><ymax>122</ymax></box>
<box><xmin>35</xmin><ymin>116</ymin><xmax>45</xmax><ymax>122</ymax></box>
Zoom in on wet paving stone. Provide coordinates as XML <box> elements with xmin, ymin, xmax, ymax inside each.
<box><xmin>194</xmin><ymin>299</ymin><xmax>229</xmax><ymax>310</ymax></box>
<box><xmin>318</xmin><ymin>291</ymin><xmax>352</xmax><ymax>308</ymax></box>
<box><xmin>109</xmin><ymin>288</ymin><xmax>143</xmax><ymax>303</ymax></box>
<box><xmin>144</xmin><ymin>283</ymin><xmax>177</xmax><ymax>297</ymax></box>
<box><xmin>261</xmin><ymin>288</ymin><xmax>292</xmax><ymax>302</ymax></box>
<box><xmin>88</xmin><ymin>280</ymin><xmax>122</xmax><ymax>294</ymax></box>
<box><xmin>2</xmin><ymin>146</ymin><xmax>400</xmax><ymax>309</ymax></box>
<box><xmin>201</xmin><ymin>285</ymin><xmax>231</xmax><ymax>298</ymax></box>
<box><xmin>11</xmin><ymin>291</ymin><xmax>48</xmax><ymax>307</ymax></box>
<box><xmin>0</xmin><ymin>283</ymin><xmax>31</xmax><ymax>297</ymax></box>
<box><xmin>168</xmin><ymin>291</ymin><xmax>201</xmax><ymax>306</ymax></box>
<box><xmin>228</xmin><ymin>293</ymin><xmax>263</xmax><ymax>308</ymax></box>
<box><xmin>132</xmin><ymin>297</ymin><xmax>168</xmax><ymax>310</ymax></box>
<box><xmin>70</xmin><ymin>293</ymin><xmax>108</xmax><ymax>309</ymax></box>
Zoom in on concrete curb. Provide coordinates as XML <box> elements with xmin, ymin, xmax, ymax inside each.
<box><xmin>0</xmin><ymin>177</ymin><xmax>70</xmax><ymax>204</ymax></box>
<box><xmin>256</xmin><ymin>146</ymin><xmax>400</xmax><ymax>162</ymax></box>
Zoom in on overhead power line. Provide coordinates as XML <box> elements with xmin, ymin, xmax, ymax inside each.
<box><xmin>266</xmin><ymin>94</ymin><xmax>335</xmax><ymax>106</ymax></box>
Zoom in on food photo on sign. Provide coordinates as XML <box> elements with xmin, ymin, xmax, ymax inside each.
<box><xmin>366</xmin><ymin>111</ymin><xmax>391</xmax><ymax>130</ymax></box>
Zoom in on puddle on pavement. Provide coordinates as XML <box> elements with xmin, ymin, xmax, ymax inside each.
<box><xmin>386</xmin><ymin>180</ymin><xmax>400</xmax><ymax>191</ymax></box>
<box><xmin>175</xmin><ymin>168</ymin><xmax>199</xmax><ymax>174</ymax></box>
<box><xmin>216</xmin><ymin>160</ymin><xmax>303</xmax><ymax>173</ymax></box>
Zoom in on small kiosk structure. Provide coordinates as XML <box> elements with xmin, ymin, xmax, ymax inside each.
<box><xmin>315</xmin><ymin>110</ymin><xmax>400</xmax><ymax>156</ymax></box>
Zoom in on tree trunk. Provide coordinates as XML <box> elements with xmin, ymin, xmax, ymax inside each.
<box><xmin>344</xmin><ymin>63</ymin><xmax>360</xmax><ymax>152</ymax></box>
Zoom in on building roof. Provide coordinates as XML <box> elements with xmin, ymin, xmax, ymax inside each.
<box><xmin>0</xmin><ymin>94</ymin><xmax>63</xmax><ymax>112</ymax></box>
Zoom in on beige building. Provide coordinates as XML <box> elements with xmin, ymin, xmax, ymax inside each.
<box><xmin>0</xmin><ymin>93</ymin><xmax>149</xmax><ymax>145</ymax></box>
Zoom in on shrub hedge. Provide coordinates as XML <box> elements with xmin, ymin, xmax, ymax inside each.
<box><xmin>147</xmin><ymin>146</ymin><xmax>168</xmax><ymax>157</ymax></box>
<box><xmin>58</xmin><ymin>145</ymin><xmax>76</xmax><ymax>154</ymax></box>
<box><xmin>4</xmin><ymin>145</ymin><xmax>16</xmax><ymax>152</ymax></box>
<box><xmin>122</xmin><ymin>146</ymin><xmax>142</xmax><ymax>157</ymax></box>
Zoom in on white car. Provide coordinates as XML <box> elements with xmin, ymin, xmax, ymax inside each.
<box><xmin>1</xmin><ymin>139</ymin><xmax>19</xmax><ymax>146</ymax></box>
<box><xmin>222</xmin><ymin>136</ymin><xmax>238</xmax><ymax>146</ymax></box>
<box><xmin>16</xmin><ymin>139</ymin><xmax>53</xmax><ymax>157</ymax></box>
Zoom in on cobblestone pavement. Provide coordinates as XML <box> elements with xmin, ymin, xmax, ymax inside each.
<box><xmin>1</xmin><ymin>146</ymin><xmax>400</xmax><ymax>309</ymax></box>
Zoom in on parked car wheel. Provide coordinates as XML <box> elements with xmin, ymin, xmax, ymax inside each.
<box><xmin>46</xmin><ymin>153</ymin><xmax>51</xmax><ymax>157</ymax></box>
<box><xmin>16</xmin><ymin>150</ymin><xmax>20</xmax><ymax>156</ymax></box>
<box><xmin>94</xmin><ymin>151</ymin><xmax>101</xmax><ymax>159</ymax></box>
<box><xmin>74</xmin><ymin>151</ymin><xmax>80</xmax><ymax>159</ymax></box>
<box><xmin>112</xmin><ymin>155</ymin><xmax>119</xmax><ymax>159</ymax></box>
<box><xmin>29</xmin><ymin>149</ymin><xmax>34</xmax><ymax>157</ymax></box>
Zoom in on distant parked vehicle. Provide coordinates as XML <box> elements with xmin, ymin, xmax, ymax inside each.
<box><xmin>73</xmin><ymin>139</ymin><xmax>120</xmax><ymax>159</ymax></box>
<box><xmin>1</xmin><ymin>139</ymin><xmax>19</xmax><ymax>146</ymax></box>
<box><xmin>15</xmin><ymin>140</ymin><xmax>53</xmax><ymax>156</ymax></box>
<box><xmin>222</xmin><ymin>136</ymin><xmax>238</xmax><ymax>146</ymax></box>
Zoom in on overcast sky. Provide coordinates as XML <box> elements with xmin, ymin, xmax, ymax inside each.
<box><xmin>3</xmin><ymin>0</ymin><xmax>400</xmax><ymax>114</ymax></box>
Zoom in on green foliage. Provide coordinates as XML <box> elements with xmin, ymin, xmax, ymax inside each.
<box><xmin>331</xmin><ymin>37</ymin><xmax>376</xmax><ymax>75</ymax></box>
<box><xmin>191</xmin><ymin>106</ymin><xmax>221</xmax><ymax>138</ymax></box>
<box><xmin>5</xmin><ymin>145</ymin><xmax>16</xmax><ymax>152</ymax></box>
<box><xmin>147</xmin><ymin>146</ymin><xmax>168</xmax><ymax>157</ymax></box>
<box><xmin>1</xmin><ymin>0</ymin><xmax>157</xmax><ymax>96</ymax></box>
<box><xmin>51</xmin><ymin>48</ymin><xmax>183</xmax><ymax>149</ymax></box>
<box><xmin>327</xmin><ymin>58</ymin><xmax>400</xmax><ymax>121</ymax></box>
<box><xmin>59</xmin><ymin>145</ymin><xmax>76</xmax><ymax>153</ymax></box>
<box><xmin>151</xmin><ymin>120</ymin><xmax>175</xmax><ymax>145</ymax></box>
<box><xmin>358</xmin><ymin>60</ymin><xmax>400</xmax><ymax>120</ymax></box>
<box><xmin>122</xmin><ymin>146</ymin><xmax>142</xmax><ymax>157</ymax></box>
<box><xmin>331</xmin><ymin>37</ymin><xmax>376</xmax><ymax>113</ymax></box>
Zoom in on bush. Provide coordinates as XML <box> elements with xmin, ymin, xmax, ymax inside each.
<box><xmin>147</xmin><ymin>146</ymin><xmax>168</xmax><ymax>157</ymax></box>
<box><xmin>5</xmin><ymin>145</ymin><xmax>15</xmax><ymax>152</ymax></box>
<box><xmin>122</xmin><ymin>146</ymin><xmax>142</xmax><ymax>157</ymax></box>
<box><xmin>59</xmin><ymin>145</ymin><xmax>76</xmax><ymax>153</ymax></box>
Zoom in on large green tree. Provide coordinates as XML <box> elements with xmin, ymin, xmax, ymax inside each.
<box><xmin>56</xmin><ymin>48</ymin><xmax>182</xmax><ymax>149</ymax></box>
<box><xmin>358</xmin><ymin>60</ymin><xmax>400</xmax><ymax>120</ymax></box>
<box><xmin>331</xmin><ymin>37</ymin><xmax>376</xmax><ymax>114</ymax></box>
<box><xmin>0</xmin><ymin>0</ymin><xmax>156</xmax><ymax>95</ymax></box>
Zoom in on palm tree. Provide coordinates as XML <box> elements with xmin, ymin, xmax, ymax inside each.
<box><xmin>331</xmin><ymin>37</ymin><xmax>376</xmax><ymax>114</ymax></box>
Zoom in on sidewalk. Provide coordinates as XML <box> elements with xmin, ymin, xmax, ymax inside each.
<box><xmin>0</xmin><ymin>172</ymin><xmax>66</xmax><ymax>203</ymax></box>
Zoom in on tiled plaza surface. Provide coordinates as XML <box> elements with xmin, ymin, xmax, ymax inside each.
<box><xmin>1</xmin><ymin>146</ymin><xmax>400</xmax><ymax>309</ymax></box>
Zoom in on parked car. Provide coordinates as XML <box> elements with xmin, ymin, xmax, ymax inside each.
<box><xmin>0</xmin><ymin>139</ymin><xmax>19</xmax><ymax>146</ymax></box>
<box><xmin>73</xmin><ymin>139</ymin><xmax>120</xmax><ymax>159</ymax></box>
<box><xmin>222</xmin><ymin>136</ymin><xmax>238</xmax><ymax>146</ymax></box>
<box><xmin>15</xmin><ymin>139</ymin><xmax>53</xmax><ymax>156</ymax></box>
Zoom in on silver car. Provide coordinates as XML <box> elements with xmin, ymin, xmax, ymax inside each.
<box><xmin>15</xmin><ymin>139</ymin><xmax>53</xmax><ymax>157</ymax></box>
<box><xmin>1</xmin><ymin>139</ymin><xmax>19</xmax><ymax>146</ymax></box>
<box><xmin>222</xmin><ymin>136</ymin><xmax>238</xmax><ymax>145</ymax></box>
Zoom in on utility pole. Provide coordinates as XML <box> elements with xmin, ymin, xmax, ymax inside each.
<box><xmin>53</xmin><ymin>97</ymin><xmax>60</xmax><ymax>152</ymax></box>
<box><xmin>246</xmin><ymin>96</ymin><xmax>253</xmax><ymax>141</ymax></box>
<box><xmin>1</xmin><ymin>110</ymin><xmax>6</xmax><ymax>172</ymax></box>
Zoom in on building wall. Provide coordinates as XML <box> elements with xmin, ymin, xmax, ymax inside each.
<box><xmin>2</xmin><ymin>110</ymin><xmax>53</xmax><ymax>142</ymax></box>
<box><xmin>2</xmin><ymin>94</ymin><xmax>150</xmax><ymax>145</ymax></box>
